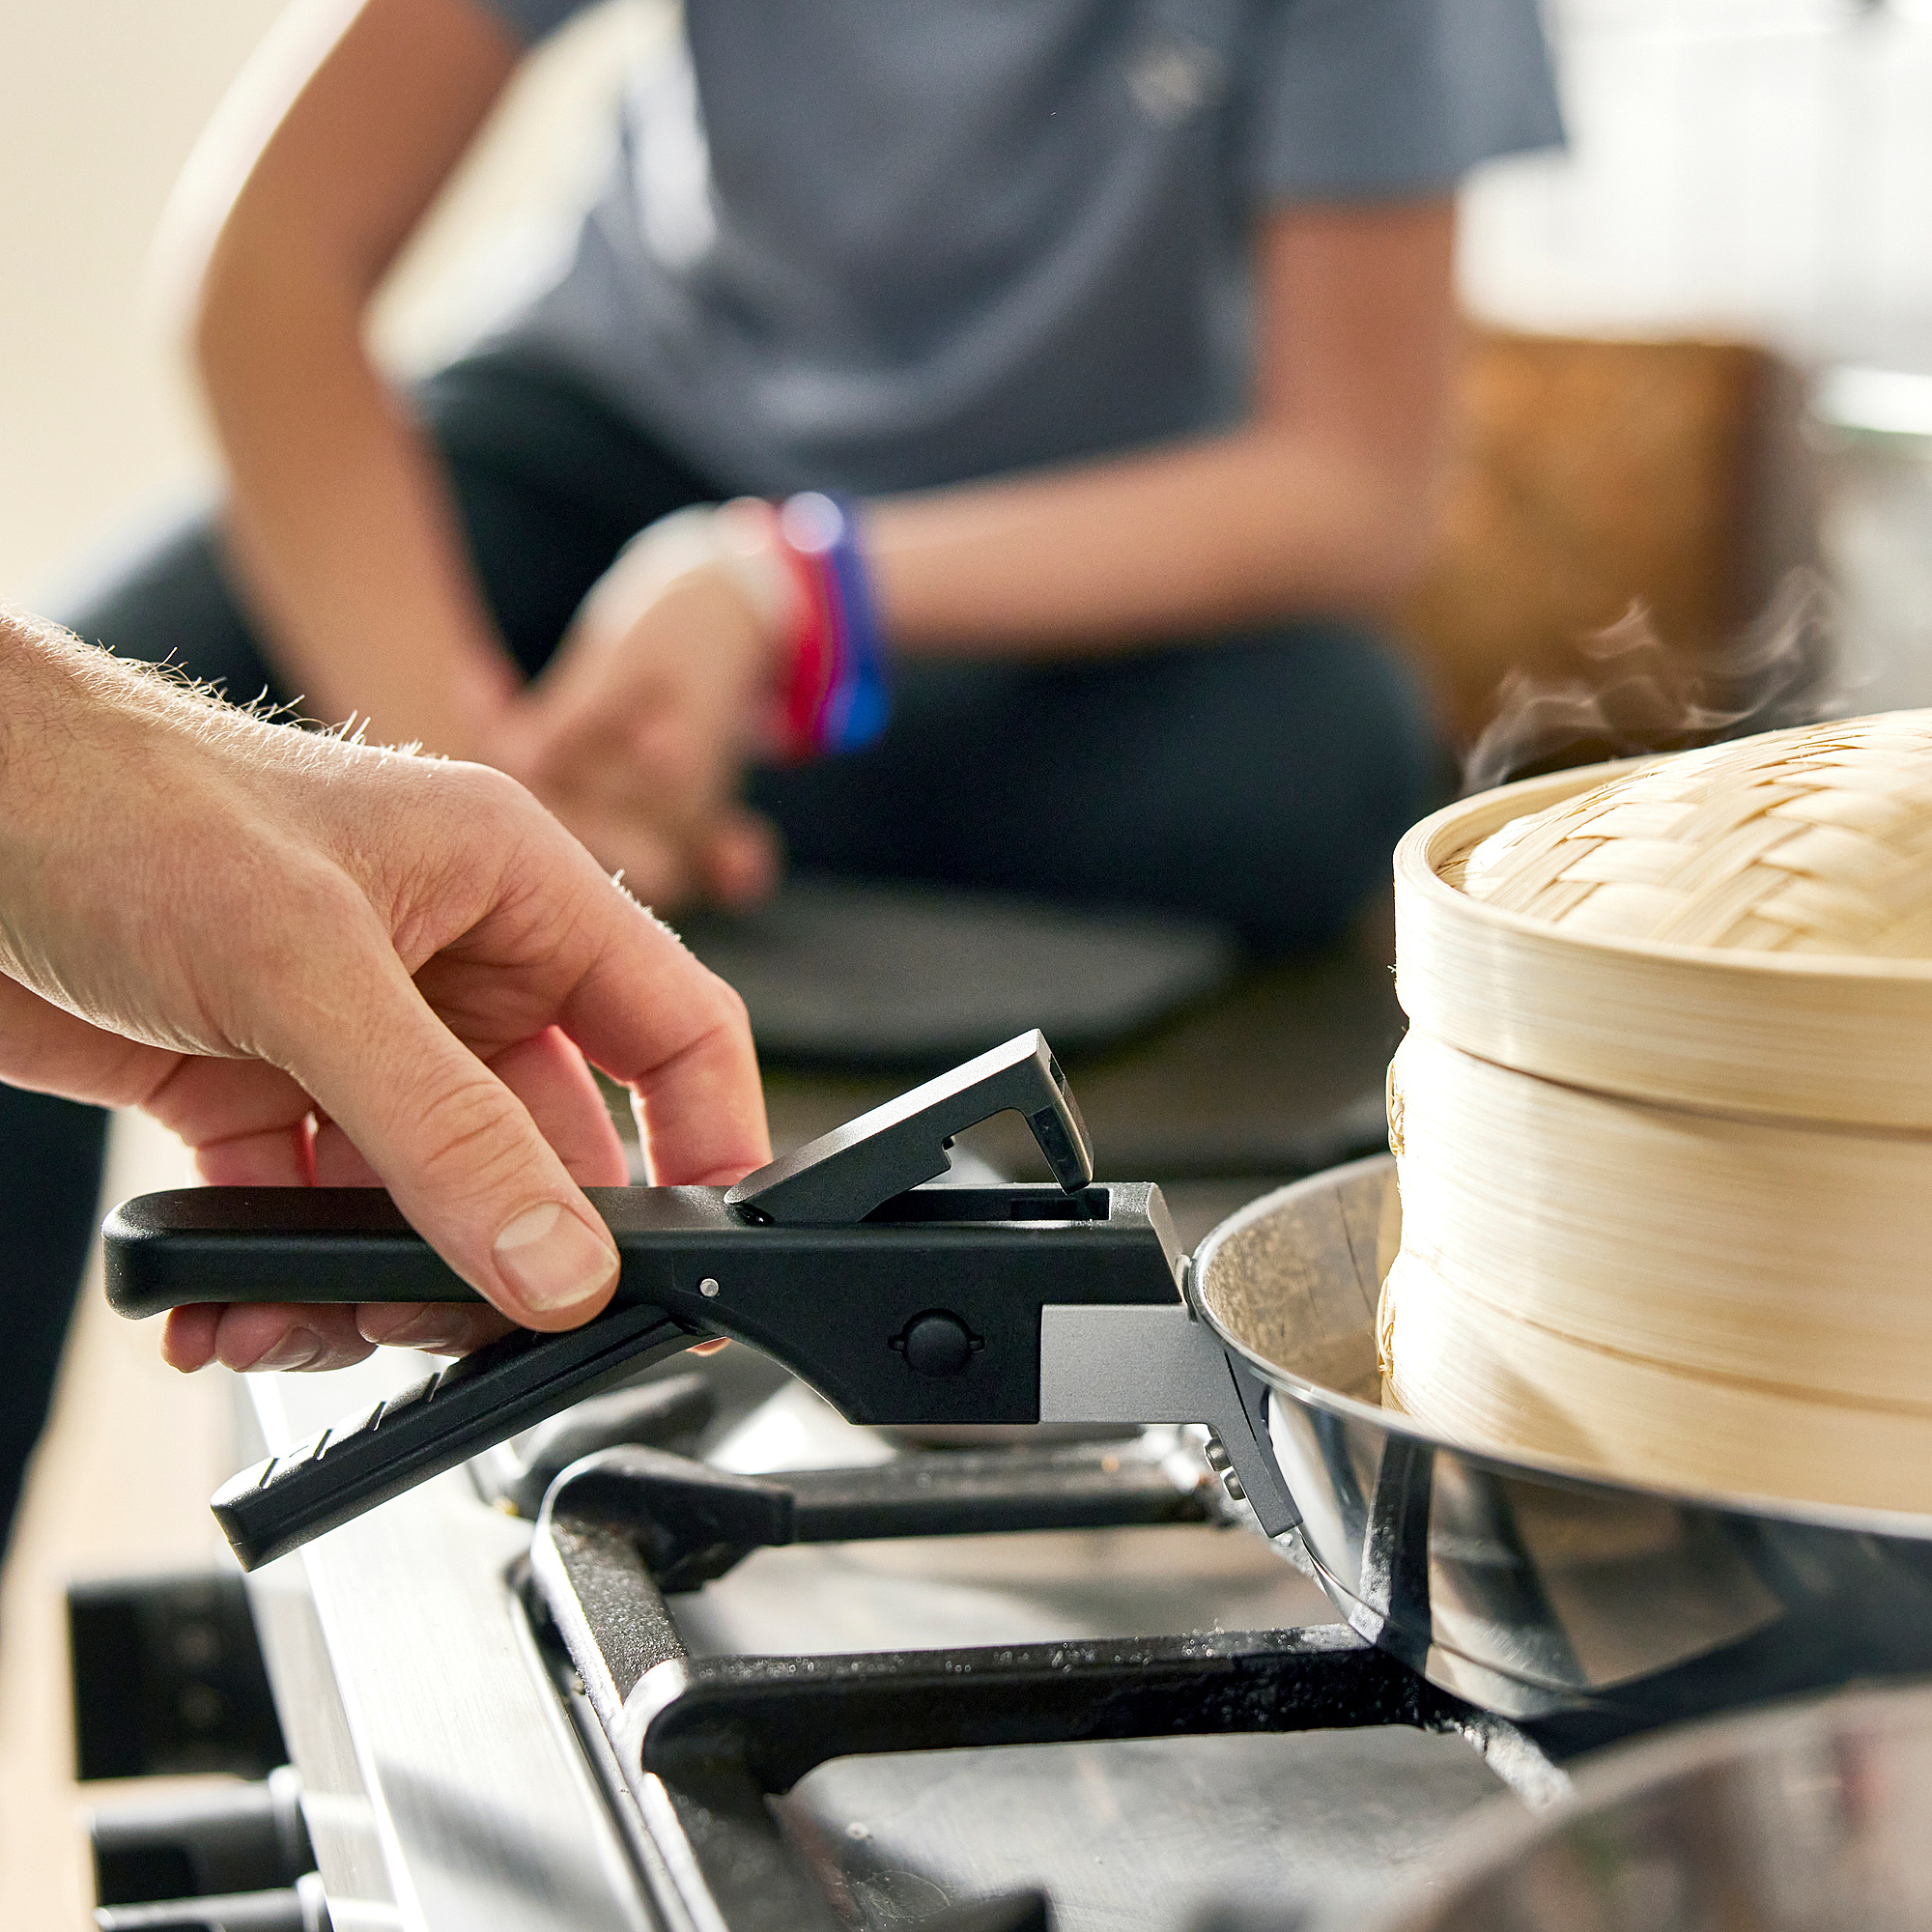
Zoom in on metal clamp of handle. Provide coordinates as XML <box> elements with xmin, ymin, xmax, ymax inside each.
<box><xmin>1036</xmin><ymin>1295</ymin><xmax>1299</xmax><ymax>1538</ymax></box>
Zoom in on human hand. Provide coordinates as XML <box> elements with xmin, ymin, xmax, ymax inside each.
<box><xmin>0</xmin><ymin>613</ymin><xmax>769</xmax><ymax>1373</ymax></box>
<box><xmin>490</xmin><ymin>504</ymin><xmax>791</xmax><ymax>913</ymax></box>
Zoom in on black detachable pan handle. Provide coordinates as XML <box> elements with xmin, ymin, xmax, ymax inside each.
<box><xmin>208</xmin><ymin>1303</ymin><xmax>696</xmax><ymax>1570</ymax></box>
<box><xmin>104</xmin><ymin>1176</ymin><xmax>1203</xmax><ymax>1569</ymax></box>
<box><xmin>101</xmin><ymin>1034</ymin><xmax>1236</xmax><ymax>1570</ymax></box>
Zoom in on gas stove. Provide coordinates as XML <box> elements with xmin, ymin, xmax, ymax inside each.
<box><xmin>200</xmin><ymin>1228</ymin><xmax>1555</xmax><ymax>1932</ymax></box>
<box><xmin>76</xmin><ymin>988</ymin><xmax>1932</xmax><ymax>1927</ymax></box>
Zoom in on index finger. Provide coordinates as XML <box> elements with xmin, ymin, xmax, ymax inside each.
<box><xmin>384</xmin><ymin>771</ymin><xmax>770</xmax><ymax>1190</ymax></box>
<box><xmin>545</xmin><ymin>880</ymin><xmax>769</xmax><ymax>1185</ymax></box>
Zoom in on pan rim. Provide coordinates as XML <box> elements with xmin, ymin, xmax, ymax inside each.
<box><xmin>1190</xmin><ymin>1153</ymin><xmax>1932</xmax><ymax>1546</ymax></box>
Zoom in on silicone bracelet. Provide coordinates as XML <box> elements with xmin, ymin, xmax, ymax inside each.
<box><xmin>774</xmin><ymin>493</ymin><xmax>891</xmax><ymax>759</ymax></box>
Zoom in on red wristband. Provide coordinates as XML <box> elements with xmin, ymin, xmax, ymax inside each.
<box><xmin>768</xmin><ymin>494</ymin><xmax>891</xmax><ymax>762</ymax></box>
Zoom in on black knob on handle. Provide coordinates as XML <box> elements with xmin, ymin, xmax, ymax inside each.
<box><xmin>893</xmin><ymin>1312</ymin><xmax>980</xmax><ymax>1378</ymax></box>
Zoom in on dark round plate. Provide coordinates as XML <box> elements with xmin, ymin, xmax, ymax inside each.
<box><xmin>676</xmin><ymin>875</ymin><xmax>1236</xmax><ymax>1066</ymax></box>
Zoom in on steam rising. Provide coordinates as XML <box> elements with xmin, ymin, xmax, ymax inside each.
<box><xmin>1462</xmin><ymin>569</ymin><xmax>1853</xmax><ymax>797</ymax></box>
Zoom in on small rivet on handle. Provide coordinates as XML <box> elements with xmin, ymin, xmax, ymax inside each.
<box><xmin>698</xmin><ymin>1277</ymin><xmax>721</xmax><ymax>1298</ymax></box>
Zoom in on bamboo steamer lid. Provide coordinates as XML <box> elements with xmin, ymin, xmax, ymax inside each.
<box><xmin>1381</xmin><ymin>711</ymin><xmax>1932</xmax><ymax>1512</ymax></box>
<box><xmin>1394</xmin><ymin>718</ymin><xmax>1932</xmax><ymax>1129</ymax></box>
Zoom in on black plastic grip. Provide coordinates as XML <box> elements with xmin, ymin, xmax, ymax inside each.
<box><xmin>214</xmin><ymin>1299</ymin><xmax>696</xmax><ymax>1570</ymax></box>
<box><xmin>103</xmin><ymin>1187</ymin><xmax>479</xmax><ymax>1317</ymax></box>
<box><xmin>101</xmin><ymin>1034</ymin><xmax>1193</xmax><ymax>1572</ymax></box>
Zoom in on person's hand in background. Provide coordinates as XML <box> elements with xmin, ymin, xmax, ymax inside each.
<box><xmin>0</xmin><ymin>611</ymin><xmax>770</xmax><ymax>1375</ymax></box>
<box><xmin>489</xmin><ymin>503</ymin><xmax>789</xmax><ymax>914</ymax></box>
<box><xmin>171</xmin><ymin>0</ymin><xmax>1455</xmax><ymax>929</ymax></box>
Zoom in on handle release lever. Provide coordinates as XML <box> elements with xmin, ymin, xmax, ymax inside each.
<box><xmin>725</xmin><ymin>1029</ymin><xmax>1092</xmax><ymax>1225</ymax></box>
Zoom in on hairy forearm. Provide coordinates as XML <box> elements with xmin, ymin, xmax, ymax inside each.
<box><xmin>195</xmin><ymin>257</ymin><xmax>516</xmax><ymax>755</ymax></box>
<box><xmin>0</xmin><ymin>608</ymin><xmax>156</xmax><ymax>846</ymax></box>
<box><xmin>0</xmin><ymin>611</ymin><xmax>80</xmax><ymax>863</ymax></box>
<box><xmin>0</xmin><ymin>611</ymin><xmax>230</xmax><ymax>1050</ymax></box>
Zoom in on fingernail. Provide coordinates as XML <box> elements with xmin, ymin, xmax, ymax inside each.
<box><xmin>360</xmin><ymin>1308</ymin><xmax>460</xmax><ymax>1349</ymax></box>
<box><xmin>251</xmin><ymin>1328</ymin><xmax>326</xmax><ymax>1372</ymax></box>
<box><xmin>493</xmin><ymin>1201</ymin><xmax>617</xmax><ymax>1314</ymax></box>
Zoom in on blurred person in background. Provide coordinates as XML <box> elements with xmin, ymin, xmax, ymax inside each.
<box><xmin>0</xmin><ymin>0</ymin><xmax>1560</xmax><ymax>1556</ymax></box>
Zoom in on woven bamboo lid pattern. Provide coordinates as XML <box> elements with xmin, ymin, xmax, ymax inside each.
<box><xmin>1393</xmin><ymin>724</ymin><xmax>1932</xmax><ymax>1130</ymax></box>
<box><xmin>1457</xmin><ymin>713</ymin><xmax>1932</xmax><ymax>956</ymax></box>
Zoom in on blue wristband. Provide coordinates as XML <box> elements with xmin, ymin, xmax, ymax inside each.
<box><xmin>781</xmin><ymin>493</ymin><xmax>892</xmax><ymax>755</ymax></box>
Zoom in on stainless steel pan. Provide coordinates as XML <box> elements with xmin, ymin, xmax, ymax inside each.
<box><xmin>1194</xmin><ymin>1155</ymin><xmax>1932</xmax><ymax>1741</ymax></box>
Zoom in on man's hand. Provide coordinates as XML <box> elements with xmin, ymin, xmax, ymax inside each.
<box><xmin>0</xmin><ymin>613</ymin><xmax>770</xmax><ymax>1373</ymax></box>
<box><xmin>490</xmin><ymin>507</ymin><xmax>788</xmax><ymax>913</ymax></box>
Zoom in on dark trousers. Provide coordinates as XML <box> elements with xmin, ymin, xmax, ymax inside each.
<box><xmin>2</xmin><ymin>350</ymin><xmax>1436</xmax><ymax>1554</ymax></box>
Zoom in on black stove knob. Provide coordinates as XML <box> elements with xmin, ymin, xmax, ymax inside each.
<box><xmin>892</xmin><ymin>1311</ymin><xmax>980</xmax><ymax>1378</ymax></box>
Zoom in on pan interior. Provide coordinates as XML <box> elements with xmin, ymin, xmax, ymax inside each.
<box><xmin>1190</xmin><ymin>1159</ymin><xmax>1932</xmax><ymax>1537</ymax></box>
<box><xmin>1191</xmin><ymin>1156</ymin><xmax>1398</xmax><ymax>1406</ymax></box>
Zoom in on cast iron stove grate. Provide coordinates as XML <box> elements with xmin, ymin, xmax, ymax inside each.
<box><xmin>520</xmin><ymin>1432</ymin><xmax>1566</xmax><ymax>1932</ymax></box>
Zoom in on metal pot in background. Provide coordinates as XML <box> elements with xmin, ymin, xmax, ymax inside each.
<box><xmin>1370</xmin><ymin>1679</ymin><xmax>1932</xmax><ymax>1932</ymax></box>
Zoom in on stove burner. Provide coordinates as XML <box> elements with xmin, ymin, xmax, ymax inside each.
<box><xmin>524</xmin><ymin>1435</ymin><xmax>1564</xmax><ymax>1932</ymax></box>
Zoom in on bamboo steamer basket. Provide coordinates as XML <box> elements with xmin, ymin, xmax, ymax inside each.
<box><xmin>1381</xmin><ymin>712</ymin><xmax>1932</xmax><ymax>1512</ymax></box>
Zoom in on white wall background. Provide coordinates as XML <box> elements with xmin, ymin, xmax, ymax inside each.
<box><xmin>0</xmin><ymin>0</ymin><xmax>658</xmax><ymax>603</ymax></box>
<box><xmin>1465</xmin><ymin>0</ymin><xmax>1932</xmax><ymax>363</ymax></box>
<box><xmin>0</xmin><ymin>0</ymin><xmax>269</xmax><ymax>599</ymax></box>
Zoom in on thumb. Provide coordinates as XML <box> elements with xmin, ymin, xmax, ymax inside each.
<box><xmin>272</xmin><ymin>942</ymin><xmax>619</xmax><ymax>1332</ymax></box>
